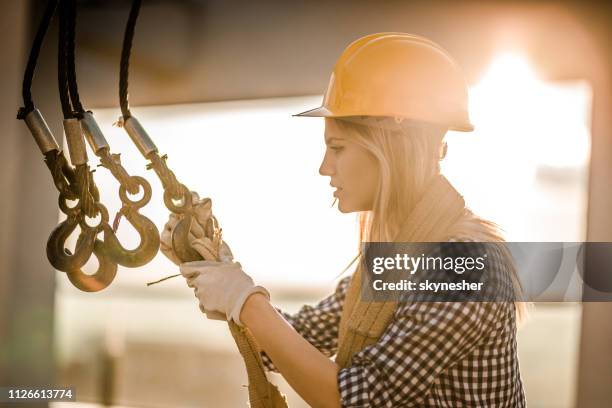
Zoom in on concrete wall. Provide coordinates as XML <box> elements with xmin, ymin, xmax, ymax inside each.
<box><xmin>0</xmin><ymin>1</ymin><xmax>59</xmax><ymax>403</ymax></box>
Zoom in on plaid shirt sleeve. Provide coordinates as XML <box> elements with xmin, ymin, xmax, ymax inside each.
<box><xmin>261</xmin><ymin>276</ymin><xmax>351</xmax><ymax>372</ymax></box>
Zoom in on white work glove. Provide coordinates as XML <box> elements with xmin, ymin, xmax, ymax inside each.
<box><xmin>160</xmin><ymin>191</ymin><xmax>233</xmax><ymax>263</ymax></box>
<box><xmin>180</xmin><ymin>260</ymin><xmax>269</xmax><ymax>326</ymax></box>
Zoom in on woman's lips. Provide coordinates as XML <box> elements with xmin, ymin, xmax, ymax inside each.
<box><xmin>333</xmin><ymin>187</ymin><xmax>343</xmax><ymax>197</ymax></box>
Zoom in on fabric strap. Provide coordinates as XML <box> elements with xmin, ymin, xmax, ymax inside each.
<box><xmin>335</xmin><ymin>174</ymin><xmax>468</xmax><ymax>368</ymax></box>
<box><xmin>229</xmin><ymin>322</ymin><xmax>288</xmax><ymax>408</ymax></box>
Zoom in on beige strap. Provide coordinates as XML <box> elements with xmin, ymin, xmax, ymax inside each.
<box><xmin>228</xmin><ymin>322</ymin><xmax>288</xmax><ymax>408</ymax></box>
<box><xmin>336</xmin><ymin>175</ymin><xmax>467</xmax><ymax>368</ymax></box>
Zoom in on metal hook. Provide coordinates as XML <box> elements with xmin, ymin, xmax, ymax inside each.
<box><xmin>171</xmin><ymin>214</ymin><xmax>202</xmax><ymax>263</ymax></box>
<box><xmin>63</xmin><ymin>203</ymin><xmax>118</xmax><ymax>292</ymax></box>
<box><xmin>46</xmin><ymin>214</ymin><xmax>97</xmax><ymax>272</ymax></box>
<box><xmin>103</xmin><ymin>176</ymin><xmax>160</xmax><ymax>267</ymax></box>
<box><xmin>65</xmin><ymin>238</ymin><xmax>118</xmax><ymax>292</ymax></box>
<box><xmin>163</xmin><ymin>184</ymin><xmax>192</xmax><ymax>214</ymax></box>
<box><xmin>171</xmin><ymin>199</ymin><xmax>220</xmax><ymax>263</ymax></box>
<box><xmin>161</xmin><ymin>184</ymin><xmax>196</xmax><ymax>263</ymax></box>
<box><xmin>46</xmin><ymin>194</ymin><xmax>96</xmax><ymax>272</ymax></box>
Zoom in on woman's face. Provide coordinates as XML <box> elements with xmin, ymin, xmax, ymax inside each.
<box><xmin>319</xmin><ymin>119</ymin><xmax>379</xmax><ymax>213</ymax></box>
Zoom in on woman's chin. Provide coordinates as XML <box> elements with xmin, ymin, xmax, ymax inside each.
<box><xmin>337</xmin><ymin>201</ymin><xmax>356</xmax><ymax>214</ymax></box>
<box><xmin>336</xmin><ymin>196</ymin><xmax>372</xmax><ymax>213</ymax></box>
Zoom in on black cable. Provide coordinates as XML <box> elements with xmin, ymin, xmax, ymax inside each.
<box><xmin>17</xmin><ymin>0</ymin><xmax>58</xmax><ymax>119</ymax></box>
<box><xmin>65</xmin><ymin>0</ymin><xmax>85</xmax><ymax>116</ymax></box>
<box><xmin>58</xmin><ymin>0</ymin><xmax>100</xmax><ymax>217</ymax></box>
<box><xmin>119</xmin><ymin>0</ymin><xmax>183</xmax><ymax>199</ymax></box>
<box><xmin>119</xmin><ymin>0</ymin><xmax>142</xmax><ymax>119</ymax></box>
<box><xmin>17</xmin><ymin>0</ymin><xmax>80</xmax><ymax>202</ymax></box>
<box><xmin>57</xmin><ymin>0</ymin><xmax>73</xmax><ymax>119</ymax></box>
<box><xmin>65</xmin><ymin>0</ymin><xmax>141</xmax><ymax>196</ymax></box>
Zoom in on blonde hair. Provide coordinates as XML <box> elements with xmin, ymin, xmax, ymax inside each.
<box><xmin>333</xmin><ymin>118</ymin><xmax>529</xmax><ymax>323</ymax></box>
<box><xmin>333</xmin><ymin>118</ymin><xmax>446</xmax><ymax>242</ymax></box>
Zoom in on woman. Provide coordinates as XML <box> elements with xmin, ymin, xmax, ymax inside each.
<box><xmin>161</xmin><ymin>33</ymin><xmax>526</xmax><ymax>407</ymax></box>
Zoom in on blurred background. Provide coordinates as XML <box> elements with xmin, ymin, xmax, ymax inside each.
<box><xmin>1</xmin><ymin>1</ymin><xmax>611</xmax><ymax>407</ymax></box>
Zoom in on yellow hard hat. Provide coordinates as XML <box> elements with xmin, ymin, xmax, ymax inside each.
<box><xmin>295</xmin><ymin>32</ymin><xmax>474</xmax><ymax>132</ymax></box>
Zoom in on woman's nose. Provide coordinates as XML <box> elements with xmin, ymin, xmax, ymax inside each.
<box><xmin>319</xmin><ymin>151</ymin><xmax>334</xmax><ymax>176</ymax></box>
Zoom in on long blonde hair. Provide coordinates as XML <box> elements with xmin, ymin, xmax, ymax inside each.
<box><xmin>333</xmin><ymin>117</ymin><xmax>529</xmax><ymax>322</ymax></box>
<box><xmin>333</xmin><ymin>118</ymin><xmax>446</xmax><ymax>242</ymax></box>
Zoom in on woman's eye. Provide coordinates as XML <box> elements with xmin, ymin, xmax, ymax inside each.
<box><xmin>329</xmin><ymin>145</ymin><xmax>344</xmax><ymax>152</ymax></box>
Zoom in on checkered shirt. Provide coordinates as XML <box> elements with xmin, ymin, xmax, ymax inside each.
<box><xmin>262</xmin><ymin>242</ymin><xmax>526</xmax><ymax>407</ymax></box>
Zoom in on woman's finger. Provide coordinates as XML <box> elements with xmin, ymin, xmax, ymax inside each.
<box><xmin>218</xmin><ymin>241</ymin><xmax>234</xmax><ymax>262</ymax></box>
<box><xmin>164</xmin><ymin>213</ymin><xmax>181</xmax><ymax>230</ymax></box>
<box><xmin>161</xmin><ymin>227</ymin><xmax>171</xmax><ymax>243</ymax></box>
<box><xmin>160</xmin><ymin>240</ymin><xmax>176</xmax><ymax>252</ymax></box>
<box><xmin>192</xmin><ymin>238</ymin><xmax>218</xmax><ymax>261</ymax></box>
<box><xmin>189</xmin><ymin>221</ymin><xmax>206</xmax><ymax>241</ymax></box>
<box><xmin>160</xmin><ymin>239</ymin><xmax>181</xmax><ymax>265</ymax></box>
<box><xmin>180</xmin><ymin>264</ymin><xmax>201</xmax><ymax>279</ymax></box>
<box><xmin>179</xmin><ymin>260</ymin><xmax>220</xmax><ymax>278</ymax></box>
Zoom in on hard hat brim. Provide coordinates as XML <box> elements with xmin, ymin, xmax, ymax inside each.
<box><xmin>293</xmin><ymin>106</ymin><xmax>333</xmax><ymax>117</ymax></box>
<box><xmin>293</xmin><ymin>106</ymin><xmax>474</xmax><ymax>132</ymax></box>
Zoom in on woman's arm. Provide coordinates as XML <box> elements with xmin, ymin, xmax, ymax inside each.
<box><xmin>179</xmin><ymin>260</ymin><xmax>345</xmax><ymax>407</ymax></box>
<box><xmin>241</xmin><ymin>293</ymin><xmax>342</xmax><ymax>408</ymax></box>
<box><xmin>261</xmin><ymin>276</ymin><xmax>351</xmax><ymax>372</ymax></box>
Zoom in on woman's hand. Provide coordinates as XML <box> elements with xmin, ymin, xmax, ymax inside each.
<box><xmin>160</xmin><ymin>212</ymin><xmax>183</xmax><ymax>264</ymax></box>
<box><xmin>180</xmin><ymin>260</ymin><xmax>269</xmax><ymax>325</ymax></box>
<box><xmin>160</xmin><ymin>191</ymin><xmax>233</xmax><ymax>263</ymax></box>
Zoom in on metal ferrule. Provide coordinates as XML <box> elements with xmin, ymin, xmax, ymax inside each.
<box><xmin>123</xmin><ymin>116</ymin><xmax>158</xmax><ymax>157</ymax></box>
<box><xmin>80</xmin><ymin>111</ymin><xmax>109</xmax><ymax>154</ymax></box>
<box><xmin>24</xmin><ymin>109</ymin><xmax>59</xmax><ymax>154</ymax></box>
<box><xmin>63</xmin><ymin>118</ymin><xmax>88</xmax><ymax>166</ymax></box>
